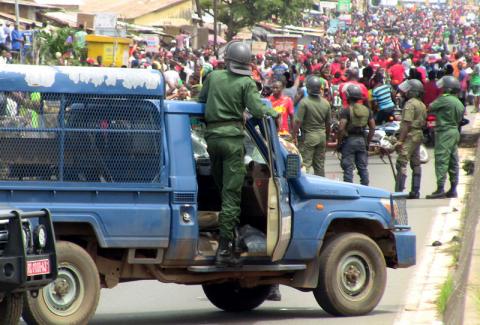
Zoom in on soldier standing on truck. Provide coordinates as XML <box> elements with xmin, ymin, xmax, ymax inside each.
<box><xmin>395</xmin><ymin>79</ymin><xmax>427</xmax><ymax>199</ymax></box>
<box><xmin>426</xmin><ymin>76</ymin><xmax>465</xmax><ymax>199</ymax></box>
<box><xmin>293</xmin><ymin>76</ymin><xmax>331</xmax><ymax>177</ymax></box>
<box><xmin>337</xmin><ymin>84</ymin><xmax>376</xmax><ymax>185</ymax></box>
<box><xmin>198</xmin><ymin>41</ymin><xmax>278</xmax><ymax>266</ymax></box>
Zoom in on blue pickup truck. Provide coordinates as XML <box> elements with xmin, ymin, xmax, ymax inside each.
<box><xmin>0</xmin><ymin>65</ymin><xmax>415</xmax><ymax>324</ymax></box>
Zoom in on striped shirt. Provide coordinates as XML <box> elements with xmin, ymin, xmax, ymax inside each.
<box><xmin>372</xmin><ymin>84</ymin><xmax>395</xmax><ymax>111</ymax></box>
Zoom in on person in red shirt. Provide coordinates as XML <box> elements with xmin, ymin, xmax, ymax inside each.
<box><xmin>339</xmin><ymin>68</ymin><xmax>370</xmax><ymax>108</ymax></box>
<box><xmin>268</xmin><ymin>80</ymin><xmax>294</xmax><ymax>136</ymax></box>
<box><xmin>388</xmin><ymin>56</ymin><xmax>405</xmax><ymax>87</ymax></box>
<box><xmin>423</xmin><ymin>70</ymin><xmax>441</xmax><ymax>107</ymax></box>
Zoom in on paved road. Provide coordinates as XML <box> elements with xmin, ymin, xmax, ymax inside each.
<box><xmin>91</xmin><ymin>150</ymin><xmax>442</xmax><ymax>325</ymax></box>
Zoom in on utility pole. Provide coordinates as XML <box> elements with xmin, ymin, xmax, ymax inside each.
<box><xmin>15</xmin><ymin>0</ymin><xmax>20</xmax><ymax>27</ymax></box>
<box><xmin>213</xmin><ymin>0</ymin><xmax>218</xmax><ymax>56</ymax></box>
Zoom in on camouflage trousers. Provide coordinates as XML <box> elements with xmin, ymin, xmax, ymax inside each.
<box><xmin>299</xmin><ymin>131</ymin><xmax>326</xmax><ymax>177</ymax></box>
<box><xmin>395</xmin><ymin>132</ymin><xmax>423</xmax><ymax>193</ymax></box>
<box><xmin>206</xmin><ymin>136</ymin><xmax>246</xmax><ymax>241</ymax></box>
<box><xmin>434</xmin><ymin>128</ymin><xmax>460</xmax><ymax>189</ymax></box>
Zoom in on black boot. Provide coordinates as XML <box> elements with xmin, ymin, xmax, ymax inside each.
<box><xmin>266</xmin><ymin>284</ymin><xmax>282</xmax><ymax>301</ymax></box>
<box><xmin>446</xmin><ymin>185</ymin><xmax>458</xmax><ymax>198</ymax></box>
<box><xmin>408</xmin><ymin>191</ymin><xmax>420</xmax><ymax>199</ymax></box>
<box><xmin>426</xmin><ymin>188</ymin><xmax>446</xmax><ymax>199</ymax></box>
<box><xmin>215</xmin><ymin>237</ymin><xmax>237</xmax><ymax>266</ymax></box>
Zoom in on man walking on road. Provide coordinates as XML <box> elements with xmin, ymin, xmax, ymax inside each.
<box><xmin>293</xmin><ymin>76</ymin><xmax>331</xmax><ymax>177</ymax></box>
<box><xmin>426</xmin><ymin>76</ymin><xmax>465</xmax><ymax>199</ymax></box>
<box><xmin>395</xmin><ymin>79</ymin><xmax>427</xmax><ymax>199</ymax></box>
<box><xmin>337</xmin><ymin>84</ymin><xmax>376</xmax><ymax>185</ymax></box>
<box><xmin>268</xmin><ymin>80</ymin><xmax>294</xmax><ymax>137</ymax></box>
<box><xmin>199</xmin><ymin>41</ymin><xmax>278</xmax><ymax>266</ymax></box>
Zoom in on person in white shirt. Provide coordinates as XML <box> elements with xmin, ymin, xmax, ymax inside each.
<box><xmin>164</xmin><ymin>62</ymin><xmax>180</xmax><ymax>95</ymax></box>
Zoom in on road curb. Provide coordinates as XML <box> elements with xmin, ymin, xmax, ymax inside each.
<box><xmin>445</xmin><ymin>114</ymin><xmax>480</xmax><ymax>324</ymax></box>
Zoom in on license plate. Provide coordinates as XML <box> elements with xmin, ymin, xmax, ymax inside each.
<box><xmin>427</xmin><ymin>121</ymin><xmax>436</xmax><ymax>128</ymax></box>
<box><xmin>27</xmin><ymin>259</ymin><xmax>50</xmax><ymax>276</ymax></box>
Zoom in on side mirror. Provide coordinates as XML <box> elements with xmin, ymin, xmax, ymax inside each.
<box><xmin>286</xmin><ymin>154</ymin><xmax>301</xmax><ymax>179</ymax></box>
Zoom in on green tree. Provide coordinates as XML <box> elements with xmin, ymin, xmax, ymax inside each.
<box><xmin>200</xmin><ymin>0</ymin><xmax>313</xmax><ymax>41</ymax></box>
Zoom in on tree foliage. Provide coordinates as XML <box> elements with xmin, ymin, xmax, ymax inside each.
<box><xmin>200</xmin><ymin>0</ymin><xmax>313</xmax><ymax>41</ymax></box>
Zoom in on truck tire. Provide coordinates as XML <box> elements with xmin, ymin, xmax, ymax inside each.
<box><xmin>0</xmin><ymin>294</ymin><xmax>23</xmax><ymax>325</ymax></box>
<box><xmin>202</xmin><ymin>282</ymin><xmax>271</xmax><ymax>312</ymax></box>
<box><xmin>22</xmin><ymin>241</ymin><xmax>100</xmax><ymax>325</ymax></box>
<box><xmin>313</xmin><ymin>232</ymin><xmax>387</xmax><ymax>316</ymax></box>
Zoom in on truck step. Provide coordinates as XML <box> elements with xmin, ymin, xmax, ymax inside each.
<box><xmin>188</xmin><ymin>264</ymin><xmax>306</xmax><ymax>273</ymax></box>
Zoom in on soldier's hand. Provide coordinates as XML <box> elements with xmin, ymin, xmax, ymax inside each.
<box><xmin>396</xmin><ymin>141</ymin><xmax>404</xmax><ymax>152</ymax></box>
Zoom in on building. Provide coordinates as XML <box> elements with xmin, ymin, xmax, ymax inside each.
<box><xmin>79</xmin><ymin>0</ymin><xmax>193</xmax><ymax>27</ymax></box>
<box><xmin>0</xmin><ymin>0</ymin><xmax>56</xmax><ymax>23</ymax></box>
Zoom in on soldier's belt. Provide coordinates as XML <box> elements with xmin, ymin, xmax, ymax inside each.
<box><xmin>206</xmin><ymin>120</ymin><xmax>244</xmax><ymax>129</ymax></box>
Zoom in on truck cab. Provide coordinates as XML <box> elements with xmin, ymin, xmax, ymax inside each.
<box><xmin>0</xmin><ymin>65</ymin><xmax>415</xmax><ymax>324</ymax></box>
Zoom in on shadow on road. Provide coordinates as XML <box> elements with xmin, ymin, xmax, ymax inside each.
<box><xmin>91</xmin><ymin>307</ymin><xmax>393</xmax><ymax>324</ymax></box>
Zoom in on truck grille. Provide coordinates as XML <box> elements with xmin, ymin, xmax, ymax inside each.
<box><xmin>393</xmin><ymin>197</ymin><xmax>408</xmax><ymax>225</ymax></box>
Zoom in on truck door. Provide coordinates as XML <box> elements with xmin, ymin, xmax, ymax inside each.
<box><xmin>263</xmin><ymin>117</ymin><xmax>293</xmax><ymax>262</ymax></box>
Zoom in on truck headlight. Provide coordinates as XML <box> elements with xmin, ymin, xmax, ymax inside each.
<box><xmin>22</xmin><ymin>225</ymin><xmax>31</xmax><ymax>249</ymax></box>
<box><xmin>34</xmin><ymin>225</ymin><xmax>47</xmax><ymax>249</ymax></box>
<box><xmin>381</xmin><ymin>198</ymin><xmax>408</xmax><ymax>225</ymax></box>
<box><xmin>381</xmin><ymin>198</ymin><xmax>399</xmax><ymax>218</ymax></box>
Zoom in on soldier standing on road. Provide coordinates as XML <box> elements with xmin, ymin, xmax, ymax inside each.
<box><xmin>199</xmin><ymin>41</ymin><xmax>278</xmax><ymax>266</ymax></box>
<box><xmin>337</xmin><ymin>85</ymin><xmax>376</xmax><ymax>185</ymax></box>
<box><xmin>395</xmin><ymin>79</ymin><xmax>427</xmax><ymax>199</ymax></box>
<box><xmin>293</xmin><ymin>76</ymin><xmax>331</xmax><ymax>177</ymax></box>
<box><xmin>426</xmin><ymin>76</ymin><xmax>465</xmax><ymax>199</ymax></box>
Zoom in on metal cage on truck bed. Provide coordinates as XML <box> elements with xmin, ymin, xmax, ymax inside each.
<box><xmin>0</xmin><ymin>65</ymin><xmax>166</xmax><ymax>185</ymax></box>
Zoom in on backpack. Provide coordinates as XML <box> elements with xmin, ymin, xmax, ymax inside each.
<box><xmin>349</xmin><ymin>103</ymin><xmax>369</xmax><ymax>128</ymax></box>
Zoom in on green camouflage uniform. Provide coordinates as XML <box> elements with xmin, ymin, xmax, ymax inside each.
<box><xmin>199</xmin><ymin>70</ymin><xmax>277</xmax><ymax>241</ymax></box>
<box><xmin>295</xmin><ymin>95</ymin><xmax>331</xmax><ymax>176</ymax></box>
<box><xmin>429</xmin><ymin>94</ymin><xmax>464</xmax><ymax>189</ymax></box>
<box><xmin>395</xmin><ymin>98</ymin><xmax>427</xmax><ymax>193</ymax></box>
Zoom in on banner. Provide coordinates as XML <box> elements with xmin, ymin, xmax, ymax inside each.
<box><xmin>337</xmin><ymin>0</ymin><xmax>351</xmax><ymax>12</ymax></box>
<box><xmin>251</xmin><ymin>41</ymin><xmax>267</xmax><ymax>55</ymax></box>
<box><xmin>140</xmin><ymin>34</ymin><xmax>160</xmax><ymax>53</ymax></box>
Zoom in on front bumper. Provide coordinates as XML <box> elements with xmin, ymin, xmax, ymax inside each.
<box><xmin>0</xmin><ymin>209</ymin><xmax>57</xmax><ymax>293</ymax></box>
<box><xmin>392</xmin><ymin>230</ymin><xmax>416</xmax><ymax>268</ymax></box>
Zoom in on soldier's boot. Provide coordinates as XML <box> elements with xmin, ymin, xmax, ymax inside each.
<box><xmin>266</xmin><ymin>284</ymin><xmax>282</xmax><ymax>301</ymax></box>
<box><xmin>426</xmin><ymin>187</ymin><xmax>446</xmax><ymax>199</ymax></box>
<box><xmin>446</xmin><ymin>183</ymin><xmax>458</xmax><ymax>198</ymax></box>
<box><xmin>409</xmin><ymin>170</ymin><xmax>421</xmax><ymax>199</ymax></box>
<box><xmin>408</xmin><ymin>192</ymin><xmax>420</xmax><ymax>199</ymax></box>
<box><xmin>215</xmin><ymin>237</ymin><xmax>237</xmax><ymax>266</ymax></box>
<box><xmin>395</xmin><ymin>172</ymin><xmax>407</xmax><ymax>193</ymax></box>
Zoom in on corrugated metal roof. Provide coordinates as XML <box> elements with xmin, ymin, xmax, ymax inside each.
<box><xmin>80</xmin><ymin>0</ymin><xmax>189</xmax><ymax>20</ymax></box>
<box><xmin>2</xmin><ymin>0</ymin><xmax>56</xmax><ymax>8</ymax></box>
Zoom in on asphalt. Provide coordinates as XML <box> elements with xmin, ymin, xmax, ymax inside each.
<box><xmin>445</xmin><ymin>110</ymin><xmax>480</xmax><ymax>325</ymax></box>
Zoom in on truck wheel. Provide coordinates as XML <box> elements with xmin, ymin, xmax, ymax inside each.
<box><xmin>22</xmin><ymin>241</ymin><xmax>100</xmax><ymax>325</ymax></box>
<box><xmin>202</xmin><ymin>282</ymin><xmax>271</xmax><ymax>312</ymax></box>
<box><xmin>313</xmin><ymin>232</ymin><xmax>387</xmax><ymax>316</ymax></box>
<box><xmin>0</xmin><ymin>294</ymin><xmax>23</xmax><ymax>325</ymax></box>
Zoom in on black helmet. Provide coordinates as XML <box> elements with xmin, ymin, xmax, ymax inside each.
<box><xmin>345</xmin><ymin>84</ymin><xmax>363</xmax><ymax>101</ymax></box>
<box><xmin>224</xmin><ymin>41</ymin><xmax>251</xmax><ymax>76</ymax></box>
<box><xmin>398</xmin><ymin>79</ymin><xmax>424</xmax><ymax>99</ymax></box>
<box><xmin>306</xmin><ymin>76</ymin><xmax>323</xmax><ymax>96</ymax></box>
<box><xmin>436</xmin><ymin>76</ymin><xmax>460</xmax><ymax>94</ymax></box>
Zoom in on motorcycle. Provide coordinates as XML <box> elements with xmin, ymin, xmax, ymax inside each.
<box><xmin>370</xmin><ymin>121</ymin><xmax>429</xmax><ymax>164</ymax></box>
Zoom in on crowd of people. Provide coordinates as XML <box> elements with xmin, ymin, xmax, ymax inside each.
<box><xmin>196</xmin><ymin>5</ymin><xmax>474</xmax><ymax>299</ymax></box>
